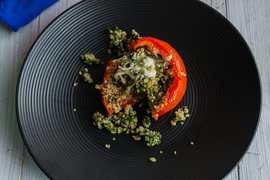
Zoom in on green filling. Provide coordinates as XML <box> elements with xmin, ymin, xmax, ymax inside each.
<box><xmin>79</xmin><ymin>67</ymin><xmax>93</xmax><ymax>84</ymax></box>
<box><xmin>170</xmin><ymin>106</ymin><xmax>190</xmax><ymax>126</ymax></box>
<box><xmin>81</xmin><ymin>53</ymin><xmax>100</xmax><ymax>65</ymax></box>
<box><xmin>111</xmin><ymin>48</ymin><xmax>173</xmax><ymax>109</ymax></box>
<box><xmin>93</xmin><ymin>106</ymin><xmax>161</xmax><ymax>147</ymax></box>
<box><xmin>108</xmin><ymin>27</ymin><xmax>140</xmax><ymax>58</ymax></box>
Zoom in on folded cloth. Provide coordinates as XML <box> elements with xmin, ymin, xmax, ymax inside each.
<box><xmin>0</xmin><ymin>0</ymin><xmax>57</xmax><ymax>31</ymax></box>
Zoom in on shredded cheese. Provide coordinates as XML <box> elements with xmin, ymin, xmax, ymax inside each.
<box><xmin>143</xmin><ymin>57</ymin><xmax>156</xmax><ymax>78</ymax></box>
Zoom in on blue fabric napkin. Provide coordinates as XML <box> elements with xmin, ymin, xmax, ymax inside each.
<box><xmin>0</xmin><ymin>0</ymin><xmax>58</xmax><ymax>31</ymax></box>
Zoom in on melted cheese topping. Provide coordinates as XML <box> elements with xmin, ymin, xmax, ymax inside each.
<box><xmin>143</xmin><ymin>57</ymin><xmax>156</xmax><ymax>78</ymax></box>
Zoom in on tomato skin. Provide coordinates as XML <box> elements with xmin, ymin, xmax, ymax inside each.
<box><xmin>130</xmin><ymin>37</ymin><xmax>187</xmax><ymax>120</ymax></box>
<box><xmin>101</xmin><ymin>37</ymin><xmax>187</xmax><ymax>119</ymax></box>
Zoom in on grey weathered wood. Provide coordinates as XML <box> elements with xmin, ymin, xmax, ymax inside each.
<box><xmin>0</xmin><ymin>0</ymin><xmax>269</xmax><ymax>179</ymax></box>
<box><xmin>21</xmin><ymin>152</ymin><xmax>49</xmax><ymax>180</ymax></box>
<box><xmin>212</xmin><ymin>0</ymin><xmax>227</xmax><ymax>16</ymax></box>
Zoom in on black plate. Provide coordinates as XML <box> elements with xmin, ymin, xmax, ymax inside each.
<box><xmin>16</xmin><ymin>0</ymin><xmax>261</xmax><ymax>179</ymax></box>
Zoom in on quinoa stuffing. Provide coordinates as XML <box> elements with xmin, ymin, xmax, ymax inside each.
<box><xmin>97</xmin><ymin>47</ymin><xmax>173</xmax><ymax>116</ymax></box>
<box><xmin>81</xmin><ymin>52</ymin><xmax>100</xmax><ymax>65</ymax></box>
<box><xmin>142</xmin><ymin>116</ymin><xmax>152</xmax><ymax>128</ymax></box>
<box><xmin>93</xmin><ymin>106</ymin><xmax>161</xmax><ymax>147</ymax></box>
<box><xmin>136</xmin><ymin>126</ymin><xmax>161</xmax><ymax>147</ymax></box>
<box><xmin>108</xmin><ymin>27</ymin><xmax>141</xmax><ymax>58</ymax></box>
<box><xmin>132</xmin><ymin>135</ymin><xmax>142</xmax><ymax>141</ymax></box>
<box><xmin>92</xmin><ymin>105</ymin><xmax>138</xmax><ymax>135</ymax></box>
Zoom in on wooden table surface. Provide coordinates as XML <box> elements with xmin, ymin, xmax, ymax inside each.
<box><xmin>0</xmin><ymin>0</ymin><xmax>269</xmax><ymax>179</ymax></box>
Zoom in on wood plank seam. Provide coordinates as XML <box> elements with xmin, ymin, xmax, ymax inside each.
<box><xmin>19</xmin><ymin>148</ymin><xmax>26</xmax><ymax>180</ymax></box>
<box><xmin>225</xmin><ymin>0</ymin><xmax>228</xmax><ymax>18</ymax></box>
<box><xmin>237</xmin><ymin>165</ymin><xmax>240</xmax><ymax>180</ymax></box>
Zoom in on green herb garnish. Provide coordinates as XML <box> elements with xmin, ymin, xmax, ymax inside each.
<box><xmin>108</xmin><ymin>27</ymin><xmax>141</xmax><ymax>58</ymax></box>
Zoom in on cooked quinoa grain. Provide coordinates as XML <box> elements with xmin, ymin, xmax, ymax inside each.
<box><xmin>170</xmin><ymin>106</ymin><xmax>190</xmax><ymax>126</ymax></box>
<box><xmin>142</xmin><ymin>116</ymin><xmax>152</xmax><ymax>128</ymax></box>
<box><xmin>79</xmin><ymin>67</ymin><xmax>94</xmax><ymax>84</ymax></box>
<box><xmin>149</xmin><ymin>157</ymin><xmax>157</xmax><ymax>163</ymax></box>
<box><xmin>105</xmin><ymin>144</ymin><xmax>111</xmax><ymax>149</ymax></box>
<box><xmin>132</xmin><ymin>135</ymin><xmax>142</xmax><ymax>141</ymax></box>
<box><xmin>81</xmin><ymin>53</ymin><xmax>100</xmax><ymax>65</ymax></box>
<box><xmin>92</xmin><ymin>105</ymin><xmax>161</xmax><ymax>147</ymax></box>
<box><xmin>108</xmin><ymin>27</ymin><xmax>141</xmax><ymax>58</ymax></box>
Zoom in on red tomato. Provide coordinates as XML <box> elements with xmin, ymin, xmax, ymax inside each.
<box><xmin>100</xmin><ymin>37</ymin><xmax>187</xmax><ymax>120</ymax></box>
